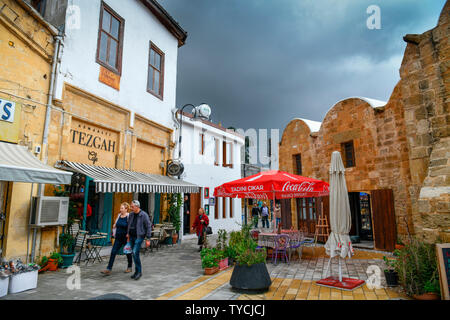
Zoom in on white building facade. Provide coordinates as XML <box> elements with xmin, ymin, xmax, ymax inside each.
<box><xmin>52</xmin><ymin>0</ymin><xmax>184</xmax><ymax>129</ymax></box>
<box><xmin>175</xmin><ymin>113</ymin><xmax>245</xmax><ymax>239</ymax></box>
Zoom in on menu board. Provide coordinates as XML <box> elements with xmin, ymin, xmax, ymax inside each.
<box><xmin>436</xmin><ymin>243</ymin><xmax>450</xmax><ymax>300</ymax></box>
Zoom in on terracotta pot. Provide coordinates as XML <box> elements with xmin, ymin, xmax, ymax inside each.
<box><xmin>172</xmin><ymin>234</ymin><xmax>178</xmax><ymax>244</ymax></box>
<box><xmin>47</xmin><ymin>259</ymin><xmax>59</xmax><ymax>271</ymax></box>
<box><xmin>413</xmin><ymin>292</ymin><xmax>440</xmax><ymax>300</ymax></box>
<box><xmin>204</xmin><ymin>266</ymin><xmax>219</xmax><ymax>275</ymax></box>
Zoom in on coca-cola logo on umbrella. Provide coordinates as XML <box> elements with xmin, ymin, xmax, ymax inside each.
<box><xmin>281</xmin><ymin>181</ymin><xmax>316</xmax><ymax>192</ymax></box>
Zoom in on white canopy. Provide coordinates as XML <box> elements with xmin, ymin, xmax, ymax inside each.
<box><xmin>0</xmin><ymin>142</ymin><xmax>72</xmax><ymax>184</ymax></box>
<box><xmin>57</xmin><ymin>160</ymin><xmax>200</xmax><ymax>194</ymax></box>
<box><xmin>324</xmin><ymin>151</ymin><xmax>354</xmax><ymax>259</ymax></box>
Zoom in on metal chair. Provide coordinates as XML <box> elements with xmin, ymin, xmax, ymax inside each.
<box><xmin>73</xmin><ymin>230</ymin><xmax>88</xmax><ymax>265</ymax></box>
<box><xmin>85</xmin><ymin>232</ymin><xmax>107</xmax><ymax>264</ymax></box>
<box><xmin>272</xmin><ymin>234</ymin><xmax>290</xmax><ymax>265</ymax></box>
<box><xmin>287</xmin><ymin>231</ymin><xmax>304</xmax><ymax>262</ymax></box>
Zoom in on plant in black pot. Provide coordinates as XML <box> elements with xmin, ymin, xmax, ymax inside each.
<box><xmin>383</xmin><ymin>255</ymin><xmax>398</xmax><ymax>287</ymax></box>
<box><xmin>229</xmin><ymin>224</ymin><xmax>271</xmax><ymax>293</ymax></box>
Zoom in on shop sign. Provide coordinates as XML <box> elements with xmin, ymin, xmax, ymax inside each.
<box><xmin>0</xmin><ymin>98</ymin><xmax>20</xmax><ymax>143</ymax></box>
<box><xmin>0</xmin><ymin>99</ymin><xmax>15</xmax><ymax>123</ymax></box>
<box><xmin>99</xmin><ymin>66</ymin><xmax>121</xmax><ymax>91</ymax></box>
<box><xmin>68</xmin><ymin>119</ymin><xmax>118</xmax><ymax>166</ymax></box>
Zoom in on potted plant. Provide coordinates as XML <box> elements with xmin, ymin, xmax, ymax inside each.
<box><xmin>39</xmin><ymin>252</ymin><xmax>63</xmax><ymax>272</ymax></box>
<box><xmin>59</xmin><ymin>232</ymin><xmax>76</xmax><ymax>268</ymax></box>
<box><xmin>414</xmin><ymin>278</ymin><xmax>441</xmax><ymax>300</ymax></box>
<box><xmin>216</xmin><ymin>229</ymin><xmax>229</xmax><ymax>270</ymax></box>
<box><xmin>200</xmin><ymin>248</ymin><xmax>219</xmax><ymax>275</ymax></box>
<box><xmin>395</xmin><ymin>237</ymin><xmax>405</xmax><ymax>250</ymax></box>
<box><xmin>393</xmin><ymin>237</ymin><xmax>441</xmax><ymax>299</ymax></box>
<box><xmin>229</xmin><ymin>224</ymin><xmax>271</xmax><ymax>292</ymax></box>
<box><xmin>383</xmin><ymin>256</ymin><xmax>398</xmax><ymax>287</ymax></box>
<box><xmin>167</xmin><ymin>193</ymin><xmax>182</xmax><ymax>244</ymax></box>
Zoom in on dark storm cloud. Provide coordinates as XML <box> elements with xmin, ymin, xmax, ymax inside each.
<box><xmin>161</xmin><ymin>0</ymin><xmax>446</xmax><ymax>133</ymax></box>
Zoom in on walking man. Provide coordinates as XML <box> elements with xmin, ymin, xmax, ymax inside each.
<box><xmin>261</xmin><ymin>203</ymin><xmax>269</xmax><ymax>229</ymax></box>
<box><xmin>127</xmin><ymin>200</ymin><xmax>152</xmax><ymax>280</ymax></box>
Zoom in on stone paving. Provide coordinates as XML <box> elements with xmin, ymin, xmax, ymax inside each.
<box><xmin>0</xmin><ymin>234</ymin><xmax>410</xmax><ymax>300</ymax></box>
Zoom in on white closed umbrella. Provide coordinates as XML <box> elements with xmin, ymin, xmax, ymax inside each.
<box><xmin>323</xmin><ymin>151</ymin><xmax>354</xmax><ymax>281</ymax></box>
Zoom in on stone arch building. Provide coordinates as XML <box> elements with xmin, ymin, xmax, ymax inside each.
<box><xmin>279</xmin><ymin>1</ymin><xmax>449</xmax><ymax>251</ymax></box>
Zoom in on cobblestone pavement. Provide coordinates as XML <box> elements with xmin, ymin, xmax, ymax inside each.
<box><xmin>1</xmin><ymin>234</ymin><xmax>410</xmax><ymax>300</ymax></box>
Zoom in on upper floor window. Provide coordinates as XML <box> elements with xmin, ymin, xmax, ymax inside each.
<box><xmin>293</xmin><ymin>153</ymin><xmax>302</xmax><ymax>175</ymax></box>
<box><xmin>214</xmin><ymin>137</ymin><xmax>220</xmax><ymax>166</ymax></box>
<box><xmin>31</xmin><ymin>0</ymin><xmax>46</xmax><ymax>16</ymax></box>
<box><xmin>223</xmin><ymin>141</ymin><xmax>233</xmax><ymax>168</ymax></box>
<box><xmin>147</xmin><ymin>42</ymin><xmax>165</xmax><ymax>99</ymax></box>
<box><xmin>341</xmin><ymin>141</ymin><xmax>356</xmax><ymax>168</ymax></box>
<box><xmin>199</xmin><ymin>133</ymin><xmax>205</xmax><ymax>155</ymax></box>
<box><xmin>96</xmin><ymin>2</ymin><xmax>124</xmax><ymax>75</ymax></box>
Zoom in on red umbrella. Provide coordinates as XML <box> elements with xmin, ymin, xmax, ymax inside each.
<box><xmin>213</xmin><ymin>170</ymin><xmax>329</xmax><ymax>200</ymax></box>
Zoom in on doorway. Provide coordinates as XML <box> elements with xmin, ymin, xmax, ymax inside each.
<box><xmin>348</xmin><ymin>192</ymin><xmax>374</xmax><ymax>248</ymax></box>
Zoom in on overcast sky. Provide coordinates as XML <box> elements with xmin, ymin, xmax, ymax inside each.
<box><xmin>161</xmin><ymin>0</ymin><xmax>446</xmax><ymax>134</ymax></box>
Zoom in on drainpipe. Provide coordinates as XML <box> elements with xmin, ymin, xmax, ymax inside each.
<box><xmin>31</xmin><ymin>33</ymin><xmax>63</xmax><ymax>263</ymax></box>
<box><xmin>171</xmin><ymin>108</ymin><xmax>180</xmax><ymax>160</ymax></box>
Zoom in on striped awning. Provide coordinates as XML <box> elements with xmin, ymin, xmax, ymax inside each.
<box><xmin>56</xmin><ymin>161</ymin><xmax>199</xmax><ymax>194</ymax></box>
<box><xmin>0</xmin><ymin>142</ymin><xmax>72</xmax><ymax>184</ymax></box>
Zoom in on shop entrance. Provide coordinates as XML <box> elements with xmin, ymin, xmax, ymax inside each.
<box><xmin>348</xmin><ymin>192</ymin><xmax>374</xmax><ymax>248</ymax></box>
<box><xmin>185</xmin><ymin>192</ymin><xmax>201</xmax><ymax>235</ymax></box>
<box><xmin>86</xmin><ymin>183</ymin><xmax>113</xmax><ymax>243</ymax></box>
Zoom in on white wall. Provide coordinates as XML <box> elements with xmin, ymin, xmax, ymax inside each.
<box><xmin>55</xmin><ymin>0</ymin><xmax>179</xmax><ymax>129</ymax></box>
<box><xmin>178</xmin><ymin>117</ymin><xmax>245</xmax><ymax>236</ymax></box>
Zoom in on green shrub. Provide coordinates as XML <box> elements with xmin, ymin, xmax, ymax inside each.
<box><xmin>393</xmin><ymin>237</ymin><xmax>440</xmax><ymax>296</ymax></box>
<box><xmin>200</xmin><ymin>248</ymin><xmax>220</xmax><ymax>268</ymax></box>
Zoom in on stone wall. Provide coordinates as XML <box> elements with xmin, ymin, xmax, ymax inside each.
<box><xmin>279</xmin><ymin>1</ymin><xmax>449</xmax><ymax>244</ymax></box>
<box><xmin>401</xmin><ymin>1</ymin><xmax>450</xmax><ymax>243</ymax></box>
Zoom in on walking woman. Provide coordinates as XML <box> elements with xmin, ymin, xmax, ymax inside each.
<box><xmin>101</xmin><ymin>202</ymin><xmax>133</xmax><ymax>275</ymax></box>
<box><xmin>192</xmin><ymin>208</ymin><xmax>209</xmax><ymax>252</ymax></box>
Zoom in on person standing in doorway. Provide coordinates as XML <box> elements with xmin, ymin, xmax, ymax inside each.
<box><xmin>183</xmin><ymin>195</ymin><xmax>190</xmax><ymax>235</ymax></box>
<box><xmin>127</xmin><ymin>200</ymin><xmax>152</xmax><ymax>281</ymax></box>
<box><xmin>251</xmin><ymin>203</ymin><xmax>260</xmax><ymax>228</ymax></box>
<box><xmin>101</xmin><ymin>202</ymin><xmax>132</xmax><ymax>275</ymax></box>
<box><xmin>261</xmin><ymin>203</ymin><xmax>269</xmax><ymax>229</ymax></box>
<box><xmin>192</xmin><ymin>208</ymin><xmax>209</xmax><ymax>252</ymax></box>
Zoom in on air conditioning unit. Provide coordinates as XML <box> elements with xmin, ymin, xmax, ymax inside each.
<box><xmin>30</xmin><ymin>196</ymin><xmax>70</xmax><ymax>226</ymax></box>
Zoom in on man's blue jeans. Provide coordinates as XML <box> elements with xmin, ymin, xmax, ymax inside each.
<box><xmin>129</xmin><ymin>237</ymin><xmax>144</xmax><ymax>274</ymax></box>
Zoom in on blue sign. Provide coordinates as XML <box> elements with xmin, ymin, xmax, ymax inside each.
<box><xmin>0</xmin><ymin>99</ymin><xmax>15</xmax><ymax>123</ymax></box>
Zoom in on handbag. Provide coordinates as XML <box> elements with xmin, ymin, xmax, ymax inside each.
<box><xmin>123</xmin><ymin>242</ymin><xmax>132</xmax><ymax>254</ymax></box>
<box><xmin>206</xmin><ymin>226</ymin><xmax>212</xmax><ymax>235</ymax></box>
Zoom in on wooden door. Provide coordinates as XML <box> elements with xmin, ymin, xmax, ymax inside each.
<box><xmin>371</xmin><ymin>189</ymin><xmax>396</xmax><ymax>251</ymax></box>
<box><xmin>280</xmin><ymin>199</ymin><xmax>292</xmax><ymax>229</ymax></box>
<box><xmin>189</xmin><ymin>192</ymin><xmax>201</xmax><ymax>234</ymax></box>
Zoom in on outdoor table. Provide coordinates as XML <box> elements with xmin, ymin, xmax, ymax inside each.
<box><xmin>85</xmin><ymin>233</ymin><xmax>107</xmax><ymax>264</ymax></box>
<box><xmin>258</xmin><ymin>232</ymin><xmax>282</xmax><ymax>248</ymax></box>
